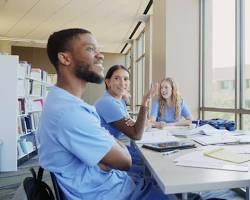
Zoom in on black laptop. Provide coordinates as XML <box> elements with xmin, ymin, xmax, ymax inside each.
<box><xmin>142</xmin><ymin>141</ymin><xmax>196</xmax><ymax>152</ymax></box>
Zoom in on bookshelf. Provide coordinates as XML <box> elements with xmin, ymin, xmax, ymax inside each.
<box><xmin>0</xmin><ymin>54</ymin><xmax>51</xmax><ymax>171</ymax></box>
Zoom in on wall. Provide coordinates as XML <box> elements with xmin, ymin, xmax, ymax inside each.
<box><xmin>150</xmin><ymin>0</ymin><xmax>199</xmax><ymax>119</ymax></box>
<box><xmin>0</xmin><ymin>40</ymin><xmax>11</xmax><ymax>54</ymax></box>
<box><xmin>11</xmin><ymin>46</ymin><xmax>55</xmax><ymax>73</ymax></box>
<box><xmin>165</xmin><ymin>0</ymin><xmax>199</xmax><ymax>119</ymax></box>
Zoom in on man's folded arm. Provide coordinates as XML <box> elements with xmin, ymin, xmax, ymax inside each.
<box><xmin>100</xmin><ymin>140</ymin><xmax>132</xmax><ymax>171</ymax></box>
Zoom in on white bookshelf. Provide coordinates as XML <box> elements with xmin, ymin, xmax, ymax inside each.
<box><xmin>0</xmin><ymin>54</ymin><xmax>51</xmax><ymax>171</ymax></box>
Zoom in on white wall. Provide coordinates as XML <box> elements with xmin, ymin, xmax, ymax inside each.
<box><xmin>165</xmin><ymin>0</ymin><xmax>199</xmax><ymax>118</ymax></box>
<box><xmin>151</xmin><ymin>0</ymin><xmax>199</xmax><ymax>119</ymax></box>
<box><xmin>0</xmin><ymin>40</ymin><xmax>11</xmax><ymax>54</ymax></box>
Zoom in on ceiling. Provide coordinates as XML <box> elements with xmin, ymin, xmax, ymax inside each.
<box><xmin>0</xmin><ymin>0</ymin><xmax>151</xmax><ymax>53</ymax></box>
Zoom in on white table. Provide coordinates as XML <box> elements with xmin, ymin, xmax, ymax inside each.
<box><xmin>138</xmin><ymin>145</ymin><xmax>250</xmax><ymax>199</ymax></box>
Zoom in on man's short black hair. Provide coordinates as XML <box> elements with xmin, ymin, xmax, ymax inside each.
<box><xmin>47</xmin><ymin>28</ymin><xmax>91</xmax><ymax>72</ymax></box>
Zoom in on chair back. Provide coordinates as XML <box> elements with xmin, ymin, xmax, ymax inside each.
<box><xmin>50</xmin><ymin>172</ymin><xmax>65</xmax><ymax>200</ymax></box>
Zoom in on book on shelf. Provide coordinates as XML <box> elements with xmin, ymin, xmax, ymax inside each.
<box><xmin>17</xmin><ymin>79</ymin><xmax>26</xmax><ymax>97</ymax></box>
<box><xmin>18</xmin><ymin>61</ymin><xmax>31</xmax><ymax>79</ymax></box>
<box><xmin>18</xmin><ymin>98</ymin><xmax>26</xmax><ymax>114</ymax></box>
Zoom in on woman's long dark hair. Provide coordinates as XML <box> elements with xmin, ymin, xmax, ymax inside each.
<box><xmin>105</xmin><ymin>65</ymin><xmax>130</xmax><ymax>90</ymax></box>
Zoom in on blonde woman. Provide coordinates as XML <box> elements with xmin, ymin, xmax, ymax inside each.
<box><xmin>149</xmin><ymin>77</ymin><xmax>192</xmax><ymax>129</ymax></box>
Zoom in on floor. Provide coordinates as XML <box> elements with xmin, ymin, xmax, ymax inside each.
<box><xmin>0</xmin><ymin>156</ymin><xmax>52</xmax><ymax>200</ymax></box>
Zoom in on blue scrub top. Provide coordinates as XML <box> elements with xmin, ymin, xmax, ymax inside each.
<box><xmin>37</xmin><ymin>87</ymin><xmax>135</xmax><ymax>200</ymax></box>
<box><xmin>150</xmin><ymin>99</ymin><xmax>191</xmax><ymax>123</ymax></box>
<box><xmin>95</xmin><ymin>91</ymin><xmax>129</xmax><ymax>139</ymax></box>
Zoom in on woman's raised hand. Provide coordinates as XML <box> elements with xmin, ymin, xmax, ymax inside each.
<box><xmin>142</xmin><ymin>83</ymin><xmax>159</xmax><ymax>107</ymax></box>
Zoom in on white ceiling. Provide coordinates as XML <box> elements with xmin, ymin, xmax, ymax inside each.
<box><xmin>0</xmin><ymin>0</ymin><xmax>150</xmax><ymax>53</ymax></box>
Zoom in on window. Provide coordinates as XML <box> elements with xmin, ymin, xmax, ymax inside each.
<box><xmin>246</xmin><ymin>79</ymin><xmax>250</xmax><ymax>88</ymax></box>
<box><xmin>125</xmin><ymin>49</ymin><xmax>132</xmax><ymax>69</ymax></box>
<box><xmin>134</xmin><ymin>31</ymin><xmax>145</xmax><ymax>111</ymax></box>
<box><xmin>200</xmin><ymin>0</ymin><xmax>250</xmax><ymax>129</ymax></box>
<box><xmin>219</xmin><ymin>80</ymin><xmax>234</xmax><ymax>90</ymax></box>
<box><xmin>202</xmin><ymin>0</ymin><xmax>235</xmax><ymax>109</ymax></box>
<box><xmin>243</xmin><ymin>0</ymin><xmax>250</xmax><ymax>109</ymax></box>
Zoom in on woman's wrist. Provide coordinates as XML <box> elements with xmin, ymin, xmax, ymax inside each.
<box><xmin>140</xmin><ymin>105</ymin><xmax>149</xmax><ymax>111</ymax></box>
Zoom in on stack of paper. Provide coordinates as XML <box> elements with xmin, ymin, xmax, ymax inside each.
<box><xmin>136</xmin><ymin>131</ymin><xmax>180</xmax><ymax>144</ymax></box>
<box><xmin>199</xmin><ymin>129</ymin><xmax>229</xmax><ymax>136</ymax></box>
<box><xmin>174</xmin><ymin>147</ymin><xmax>250</xmax><ymax>172</ymax></box>
<box><xmin>192</xmin><ymin>135</ymin><xmax>239</xmax><ymax>145</ymax></box>
<box><xmin>193</xmin><ymin>134</ymin><xmax>250</xmax><ymax>146</ymax></box>
<box><xmin>171</xmin><ymin>124</ymin><xmax>217</xmax><ymax>137</ymax></box>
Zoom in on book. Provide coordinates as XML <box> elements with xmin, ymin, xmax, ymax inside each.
<box><xmin>175</xmin><ymin>149</ymin><xmax>250</xmax><ymax>172</ymax></box>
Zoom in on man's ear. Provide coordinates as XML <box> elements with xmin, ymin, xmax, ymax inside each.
<box><xmin>58</xmin><ymin>52</ymin><xmax>71</xmax><ymax>66</ymax></box>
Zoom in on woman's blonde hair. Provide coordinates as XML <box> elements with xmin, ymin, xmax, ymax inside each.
<box><xmin>159</xmin><ymin>77</ymin><xmax>181</xmax><ymax>120</ymax></box>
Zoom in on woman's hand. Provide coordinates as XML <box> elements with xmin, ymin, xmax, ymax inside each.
<box><xmin>125</xmin><ymin>117</ymin><xmax>135</xmax><ymax>127</ymax></box>
<box><xmin>142</xmin><ymin>83</ymin><xmax>159</xmax><ymax>107</ymax></box>
<box><xmin>122</xmin><ymin>89</ymin><xmax>131</xmax><ymax>105</ymax></box>
<box><xmin>152</xmin><ymin>121</ymin><xmax>167</xmax><ymax>129</ymax></box>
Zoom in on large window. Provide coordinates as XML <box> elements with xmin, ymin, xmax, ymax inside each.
<box><xmin>135</xmin><ymin>31</ymin><xmax>145</xmax><ymax>111</ymax></box>
<box><xmin>203</xmin><ymin>0</ymin><xmax>235</xmax><ymax>109</ymax></box>
<box><xmin>200</xmin><ymin>0</ymin><xmax>250</xmax><ymax>130</ymax></box>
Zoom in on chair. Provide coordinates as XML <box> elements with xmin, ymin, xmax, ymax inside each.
<box><xmin>50</xmin><ymin>172</ymin><xmax>65</xmax><ymax>200</ymax></box>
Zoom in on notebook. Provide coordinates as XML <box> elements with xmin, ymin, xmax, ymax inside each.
<box><xmin>204</xmin><ymin>148</ymin><xmax>250</xmax><ymax>164</ymax></box>
<box><xmin>142</xmin><ymin>141</ymin><xmax>196</xmax><ymax>152</ymax></box>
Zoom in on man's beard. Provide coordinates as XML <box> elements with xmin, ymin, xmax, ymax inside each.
<box><xmin>74</xmin><ymin>64</ymin><xmax>104</xmax><ymax>84</ymax></box>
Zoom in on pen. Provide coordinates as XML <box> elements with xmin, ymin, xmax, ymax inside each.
<box><xmin>162</xmin><ymin>150</ymin><xmax>179</xmax><ymax>156</ymax></box>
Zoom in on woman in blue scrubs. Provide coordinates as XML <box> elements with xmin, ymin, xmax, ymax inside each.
<box><xmin>95</xmin><ymin>65</ymin><xmax>157</xmax><ymax>176</ymax></box>
<box><xmin>149</xmin><ymin>77</ymin><xmax>192</xmax><ymax>129</ymax></box>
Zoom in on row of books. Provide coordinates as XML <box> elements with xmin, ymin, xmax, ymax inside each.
<box><xmin>17</xmin><ymin>112</ymin><xmax>41</xmax><ymax>136</ymax></box>
<box><xmin>18</xmin><ymin>98</ymin><xmax>43</xmax><ymax>115</ymax></box>
<box><xmin>18</xmin><ymin>61</ymin><xmax>48</xmax><ymax>82</ymax></box>
<box><xmin>29</xmin><ymin>79</ymin><xmax>47</xmax><ymax>97</ymax></box>
<box><xmin>17</xmin><ymin>78</ymin><xmax>50</xmax><ymax>98</ymax></box>
<box><xmin>17</xmin><ymin>61</ymin><xmax>31</xmax><ymax>80</ymax></box>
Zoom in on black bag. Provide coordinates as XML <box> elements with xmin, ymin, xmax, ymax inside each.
<box><xmin>23</xmin><ymin>167</ymin><xmax>55</xmax><ymax>200</ymax></box>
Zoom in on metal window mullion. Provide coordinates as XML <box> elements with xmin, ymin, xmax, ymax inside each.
<box><xmin>200</xmin><ymin>0</ymin><xmax>205</xmax><ymax>120</ymax></box>
<box><xmin>240</xmin><ymin>0</ymin><xmax>245</xmax><ymax>129</ymax></box>
<box><xmin>236</xmin><ymin>0</ymin><xmax>245</xmax><ymax>129</ymax></box>
<box><xmin>235</xmin><ymin>0</ymin><xmax>240</xmax><ymax>128</ymax></box>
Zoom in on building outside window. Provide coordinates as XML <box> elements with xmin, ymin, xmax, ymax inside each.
<box><xmin>200</xmin><ymin>0</ymin><xmax>250</xmax><ymax>129</ymax></box>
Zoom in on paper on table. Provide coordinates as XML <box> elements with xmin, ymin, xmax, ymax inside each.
<box><xmin>204</xmin><ymin>148</ymin><xmax>250</xmax><ymax>164</ymax></box>
<box><xmin>136</xmin><ymin>131</ymin><xmax>180</xmax><ymax>144</ymax></box>
<box><xmin>192</xmin><ymin>135</ymin><xmax>239</xmax><ymax>145</ymax></box>
<box><xmin>174</xmin><ymin>149</ymin><xmax>250</xmax><ymax>172</ymax></box>
<box><xmin>199</xmin><ymin>129</ymin><xmax>229</xmax><ymax>136</ymax></box>
<box><xmin>223</xmin><ymin>144</ymin><xmax>250</xmax><ymax>154</ymax></box>
<box><xmin>172</xmin><ymin>124</ymin><xmax>217</xmax><ymax>137</ymax></box>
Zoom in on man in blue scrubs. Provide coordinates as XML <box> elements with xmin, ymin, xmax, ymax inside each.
<box><xmin>37</xmin><ymin>28</ymin><xmax>175</xmax><ymax>200</ymax></box>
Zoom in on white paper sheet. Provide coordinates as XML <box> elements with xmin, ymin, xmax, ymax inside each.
<box><xmin>174</xmin><ymin>148</ymin><xmax>250</xmax><ymax>172</ymax></box>
<box><xmin>136</xmin><ymin>131</ymin><xmax>180</xmax><ymax>144</ymax></box>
